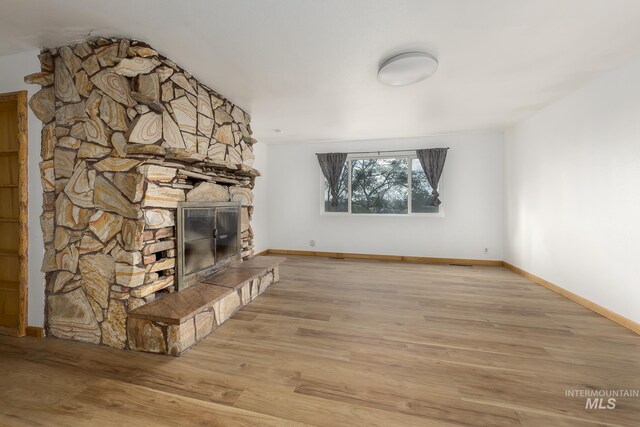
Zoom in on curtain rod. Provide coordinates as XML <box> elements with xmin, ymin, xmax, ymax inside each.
<box><xmin>315</xmin><ymin>147</ymin><xmax>449</xmax><ymax>155</ymax></box>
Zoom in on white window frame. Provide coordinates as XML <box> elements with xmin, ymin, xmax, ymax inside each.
<box><xmin>320</xmin><ymin>152</ymin><xmax>444</xmax><ymax>217</ymax></box>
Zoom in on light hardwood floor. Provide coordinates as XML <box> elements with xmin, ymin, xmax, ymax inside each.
<box><xmin>1</xmin><ymin>255</ymin><xmax>639</xmax><ymax>426</ymax></box>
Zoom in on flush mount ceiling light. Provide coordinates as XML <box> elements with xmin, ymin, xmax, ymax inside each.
<box><xmin>378</xmin><ymin>52</ymin><xmax>438</xmax><ymax>86</ymax></box>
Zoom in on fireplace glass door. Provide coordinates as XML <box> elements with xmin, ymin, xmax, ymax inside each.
<box><xmin>177</xmin><ymin>201</ymin><xmax>242</xmax><ymax>290</ymax></box>
<box><xmin>215</xmin><ymin>208</ymin><xmax>239</xmax><ymax>263</ymax></box>
<box><xmin>183</xmin><ymin>208</ymin><xmax>216</xmax><ymax>276</ymax></box>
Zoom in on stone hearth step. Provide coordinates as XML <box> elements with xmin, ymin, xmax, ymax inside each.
<box><xmin>128</xmin><ymin>283</ymin><xmax>232</xmax><ymax>324</ymax></box>
<box><xmin>127</xmin><ymin>256</ymin><xmax>285</xmax><ymax>356</ymax></box>
<box><xmin>201</xmin><ymin>266</ymin><xmax>272</xmax><ymax>290</ymax></box>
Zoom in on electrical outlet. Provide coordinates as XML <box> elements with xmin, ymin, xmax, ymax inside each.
<box><xmin>483</xmin><ymin>248</ymin><xmax>488</xmax><ymax>253</ymax></box>
<box><xmin>310</xmin><ymin>240</ymin><xmax>316</xmax><ymax>247</ymax></box>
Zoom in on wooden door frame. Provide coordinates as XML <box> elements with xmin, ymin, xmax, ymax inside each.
<box><xmin>0</xmin><ymin>91</ymin><xmax>28</xmax><ymax>337</ymax></box>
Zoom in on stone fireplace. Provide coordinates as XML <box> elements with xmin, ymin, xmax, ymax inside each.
<box><xmin>26</xmin><ymin>37</ymin><xmax>282</xmax><ymax>355</ymax></box>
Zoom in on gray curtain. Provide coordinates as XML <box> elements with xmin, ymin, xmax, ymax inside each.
<box><xmin>416</xmin><ymin>148</ymin><xmax>448</xmax><ymax>206</ymax></box>
<box><xmin>316</xmin><ymin>153</ymin><xmax>347</xmax><ymax>206</ymax></box>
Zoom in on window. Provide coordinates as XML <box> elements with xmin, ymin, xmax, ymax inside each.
<box><xmin>352</xmin><ymin>158</ymin><xmax>408</xmax><ymax>214</ymax></box>
<box><xmin>322</xmin><ymin>155</ymin><xmax>441</xmax><ymax>215</ymax></box>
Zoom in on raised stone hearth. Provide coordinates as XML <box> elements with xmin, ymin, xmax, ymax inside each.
<box><xmin>129</xmin><ymin>256</ymin><xmax>285</xmax><ymax>356</ymax></box>
<box><xmin>26</xmin><ymin>37</ymin><xmax>274</xmax><ymax>354</ymax></box>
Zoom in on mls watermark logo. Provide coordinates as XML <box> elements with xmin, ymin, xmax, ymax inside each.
<box><xmin>565</xmin><ymin>389</ymin><xmax>639</xmax><ymax>410</ymax></box>
<box><xmin>585</xmin><ymin>397</ymin><xmax>617</xmax><ymax>410</ymax></box>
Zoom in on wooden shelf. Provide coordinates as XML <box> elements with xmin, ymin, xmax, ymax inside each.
<box><xmin>0</xmin><ymin>90</ymin><xmax>27</xmax><ymax>337</ymax></box>
<box><xmin>0</xmin><ymin>280</ymin><xmax>19</xmax><ymax>293</ymax></box>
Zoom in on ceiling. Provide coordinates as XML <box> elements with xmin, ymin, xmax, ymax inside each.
<box><xmin>2</xmin><ymin>0</ymin><xmax>640</xmax><ymax>144</ymax></box>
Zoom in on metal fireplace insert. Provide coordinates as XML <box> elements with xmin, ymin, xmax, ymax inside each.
<box><xmin>176</xmin><ymin>201</ymin><xmax>241</xmax><ymax>290</ymax></box>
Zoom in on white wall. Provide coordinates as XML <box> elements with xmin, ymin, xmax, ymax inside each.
<box><xmin>0</xmin><ymin>50</ymin><xmax>44</xmax><ymax>327</ymax></box>
<box><xmin>504</xmin><ymin>56</ymin><xmax>640</xmax><ymax>324</ymax></box>
<box><xmin>251</xmin><ymin>143</ymin><xmax>269</xmax><ymax>254</ymax></box>
<box><xmin>266</xmin><ymin>132</ymin><xmax>504</xmax><ymax>260</ymax></box>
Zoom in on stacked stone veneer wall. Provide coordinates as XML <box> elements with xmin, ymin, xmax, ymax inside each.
<box><xmin>26</xmin><ymin>37</ymin><xmax>260</xmax><ymax>349</ymax></box>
